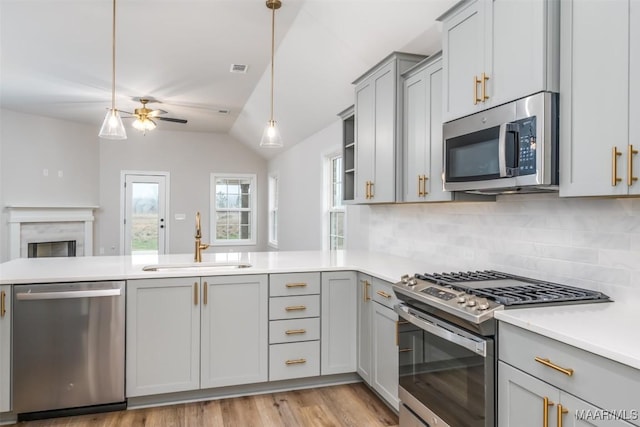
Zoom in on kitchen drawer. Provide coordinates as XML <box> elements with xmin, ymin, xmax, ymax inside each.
<box><xmin>372</xmin><ymin>278</ymin><xmax>398</xmax><ymax>309</ymax></box>
<box><xmin>499</xmin><ymin>322</ymin><xmax>640</xmax><ymax>417</ymax></box>
<box><xmin>269</xmin><ymin>318</ymin><xmax>320</xmax><ymax>344</ymax></box>
<box><xmin>269</xmin><ymin>273</ymin><xmax>320</xmax><ymax>297</ymax></box>
<box><xmin>269</xmin><ymin>341</ymin><xmax>320</xmax><ymax>381</ymax></box>
<box><xmin>269</xmin><ymin>295</ymin><xmax>320</xmax><ymax>320</ymax></box>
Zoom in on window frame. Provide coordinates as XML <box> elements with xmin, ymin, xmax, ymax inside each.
<box><xmin>268</xmin><ymin>172</ymin><xmax>279</xmax><ymax>248</ymax></box>
<box><xmin>210</xmin><ymin>173</ymin><xmax>257</xmax><ymax>246</ymax></box>
<box><xmin>324</xmin><ymin>153</ymin><xmax>346</xmax><ymax>251</ymax></box>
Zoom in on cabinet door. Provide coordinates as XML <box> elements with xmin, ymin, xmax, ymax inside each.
<box><xmin>498</xmin><ymin>361</ymin><xmax>560</xmax><ymax>427</ymax></box>
<box><xmin>560</xmin><ymin>0</ymin><xmax>630</xmax><ymax>197</ymax></box>
<box><xmin>126</xmin><ymin>278</ymin><xmax>201</xmax><ymax>397</ymax></box>
<box><xmin>372</xmin><ymin>302</ymin><xmax>399</xmax><ymax>411</ymax></box>
<box><xmin>355</xmin><ymin>81</ymin><xmax>375</xmax><ymax>203</ymax></box>
<box><xmin>201</xmin><ymin>275</ymin><xmax>268</xmax><ymax>389</ymax></box>
<box><xmin>0</xmin><ymin>286</ymin><xmax>11</xmax><ymax>413</ymax></box>
<box><xmin>404</xmin><ymin>67</ymin><xmax>428</xmax><ymax>202</ymax></box>
<box><xmin>321</xmin><ymin>271</ymin><xmax>357</xmax><ymax>375</ymax></box>
<box><xmin>356</xmin><ymin>274</ymin><xmax>373</xmax><ymax>383</ymax></box>
<box><xmin>372</xmin><ymin>62</ymin><xmax>396</xmax><ymax>203</ymax></box>
<box><xmin>630</xmin><ymin>0</ymin><xmax>640</xmax><ymax>196</ymax></box>
<box><xmin>442</xmin><ymin>0</ymin><xmax>486</xmax><ymax>122</ymax></box>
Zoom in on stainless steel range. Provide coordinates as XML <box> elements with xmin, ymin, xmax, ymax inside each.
<box><xmin>392</xmin><ymin>270</ymin><xmax>610</xmax><ymax>427</ymax></box>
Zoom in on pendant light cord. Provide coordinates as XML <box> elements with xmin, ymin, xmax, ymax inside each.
<box><xmin>269</xmin><ymin>3</ymin><xmax>275</xmax><ymax>123</ymax></box>
<box><xmin>111</xmin><ymin>0</ymin><xmax>117</xmax><ymax>111</ymax></box>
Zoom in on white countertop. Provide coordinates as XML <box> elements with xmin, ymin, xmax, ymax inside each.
<box><xmin>2</xmin><ymin>250</ymin><xmax>638</xmax><ymax>372</ymax></box>
<box><xmin>496</xmin><ymin>303</ymin><xmax>640</xmax><ymax>370</ymax></box>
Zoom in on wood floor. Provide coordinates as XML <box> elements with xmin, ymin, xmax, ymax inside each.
<box><xmin>10</xmin><ymin>383</ymin><xmax>399</xmax><ymax>427</ymax></box>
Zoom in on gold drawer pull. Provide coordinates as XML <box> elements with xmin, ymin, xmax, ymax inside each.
<box><xmin>286</xmin><ymin>282</ymin><xmax>307</xmax><ymax>288</ymax></box>
<box><xmin>285</xmin><ymin>358</ymin><xmax>306</xmax><ymax>365</ymax></box>
<box><xmin>535</xmin><ymin>357</ymin><xmax>574</xmax><ymax>376</ymax></box>
<box><xmin>285</xmin><ymin>305</ymin><xmax>306</xmax><ymax>311</ymax></box>
<box><xmin>628</xmin><ymin>144</ymin><xmax>638</xmax><ymax>186</ymax></box>
<box><xmin>399</xmin><ymin>348</ymin><xmax>413</xmax><ymax>353</ymax></box>
<box><xmin>612</xmin><ymin>146</ymin><xmax>623</xmax><ymax>186</ymax></box>
<box><xmin>543</xmin><ymin>396</ymin><xmax>555</xmax><ymax>427</ymax></box>
<box><xmin>203</xmin><ymin>281</ymin><xmax>208</xmax><ymax>305</ymax></box>
<box><xmin>557</xmin><ymin>404</ymin><xmax>568</xmax><ymax>427</ymax></box>
<box><xmin>1</xmin><ymin>290</ymin><xmax>5</xmax><ymax>317</ymax></box>
<box><xmin>376</xmin><ymin>290</ymin><xmax>392</xmax><ymax>299</ymax></box>
<box><xmin>193</xmin><ymin>282</ymin><xmax>199</xmax><ymax>306</ymax></box>
<box><xmin>285</xmin><ymin>329</ymin><xmax>306</xmax><ymax>335</ymax></box>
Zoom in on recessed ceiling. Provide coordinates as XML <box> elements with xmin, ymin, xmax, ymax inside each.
<box><xmin>0</xmin><ymin>0</ymin><xmax>457</xmax><ymax>159</ymax></box>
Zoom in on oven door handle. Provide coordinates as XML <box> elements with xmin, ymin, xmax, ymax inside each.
<box><xmin>395</xmin><ymin>304</ymin><xmax>487</xmax><ymax>357</ymax></box>
<box><xmin>498</xmin><ymin>122</ymin><xmax>520</xmax><ymax>178</ymax></box>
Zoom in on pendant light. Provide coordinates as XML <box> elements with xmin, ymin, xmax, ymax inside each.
<box><xmin>99</xmin><ymin>0</ymin><xmax>127</xmax><ymax>140</ymax></box>
<box><xmin>259</xmin><ymin>0</ymin><xmax>283</xmax><ymax>148</ymax></box>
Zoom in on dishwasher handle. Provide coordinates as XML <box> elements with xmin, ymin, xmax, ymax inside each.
<box><xmin>16</xmin><ymin>288</ymin><xmax>122</xmax><ymax>301</ymax></box>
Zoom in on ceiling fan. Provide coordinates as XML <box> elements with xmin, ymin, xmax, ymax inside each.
<box><xmin>122</xmin><ymin>98</ymin><xmax>188</xmax><ymax>133</ymax></box>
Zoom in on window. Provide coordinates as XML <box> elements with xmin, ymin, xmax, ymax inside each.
<box><xmin>268</xmin><ymin>173</ymin><xmax>278</xmax><ymax>247</ymax></box>
<box><xmin>326</xmin><ymin>154</ymin><xmax>345</xmax><ymax>250</ymax></box>
<box><xmin>210</xmin><ymin>173</ymin><xmax>257</xmax><ymax>245</ymax></box>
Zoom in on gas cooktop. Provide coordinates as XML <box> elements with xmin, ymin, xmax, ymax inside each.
<box><xmin>393</xmin><ymin>270</ymin><xmax>611</xmax><ymax>325</ymax></box>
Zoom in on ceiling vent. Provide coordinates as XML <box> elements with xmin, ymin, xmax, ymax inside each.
<box><xmin>217</xmin><ymin>109</ymin><xmax>231</xmax><ymax>115</ymax></box>
<box><xmin>230</xmin><ymin>64</ymin><xmax>248</xmax><ymax>73</ymax></box>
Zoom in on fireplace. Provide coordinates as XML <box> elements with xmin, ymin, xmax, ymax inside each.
<box><xmin>7</xmin><ymin>206</ymin><xmax>96</xmax><ymax>259</ymax></box>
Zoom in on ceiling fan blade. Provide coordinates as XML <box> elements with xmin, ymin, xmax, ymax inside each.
<box><xmin>119</xmin><ymin>110</ymin><xmax>134</xmax><ymax>115</ymax></box>
<box><xmin>148</xmin><ymin>109</ymin><xmax>168</xmax><ymax>117</ymax></box>
<box><xmin>156</xmin><ymin>117</ymin><xmax>188</xmax><ymax>124</ymax></box>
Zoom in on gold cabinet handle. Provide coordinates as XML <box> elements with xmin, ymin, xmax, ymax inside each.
<box><xmin>422</xmin><ymin>175</ymin><xmax>428</xmax><ymax>196</ymax></box>
<box><xmin>285</xmin><ymin>305</ymin><xmax>306</xmax><ymax>311</ymax></box>
<box><xmin>203</xmin><ymin>281</ymin><xmax>208</xmax><ymax>305</ymax></box>
<box><xmin>286</xmin><ymin>282</ymin><xmax>307</xmax><ymax>288</ymax></box>
<box><xmin>365</xmin><ymin>181</ymin><xmax>371</xmax><ymax>199</ymax></box>
<box><xmin>285</xmin><ymin>358</ymin><xmax>306</xmax><ymax>365</ymax></box>
<box><xmin>0</xmin><ymin>290</ymin><xmax>5</xmax><ymax>317</ymax></box>
<box><xmin>285</xmin><ymin>329</ymin><xmax>306</xmax><ymax>335</ymax></box>
<box><xmin>417</xmin><ymin>175</ymin><xmax>422</xmax><ymax>197</ymax></box>
<box><xmin>535</xmin><ymin>357</ymin><xmax>574</xmax><ymax>376</ymax></box>
<box><xmin>557</xmin><ymin>404</ymin><xmax>568</xmax><ymax>427</ymax></box>
<box><xmin>369</xmin><ymin>181</ymin><xmax>374</xmax><ymax>198</ymax></box>
<box><xmin>543</xmin><ymin>396</ymin><xmax>555</xmax><ymax>427</ymax></box>
<box><xmin>376</xmin><ymin>290</ymin><xmax>392</xmax><ymax>299</ymax></box>
<box><xmin>481</xmin><ymin>72</ymin><xmax>490</xmax><ymax>102</ymax></box>
<box><xmin>194</xmin><ymin>282</ymin><xmax>199</xmax><ymax>306</ymax></box>
<box><xmin>474</xmin><ymin>75</ymin><xmax>482</xmax><ymax>104</ymax></box>
<box><xmin>399</xmin><ymin>348</ymin><xmax>413</xmax><ymax>353</ymax></box>
<box><xmin>612</xmin><ymin>146</ymin><xmax>623</xmax><ymax>186</ymax></box>
<box><xmin>361</xmin><ymin>280</ymin><xmax>371</xmax><ymax>302</ymax></box>
<box><xmin>628</xmin><ymin>144</ymin><xmax>638</xmax><ymax>186</ymax></box>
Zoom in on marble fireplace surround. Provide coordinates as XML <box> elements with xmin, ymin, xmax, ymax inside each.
<box><xmin>7</xmin><ymin>206</ymin><xmax>97</xmax><ymax>259</ymax></box>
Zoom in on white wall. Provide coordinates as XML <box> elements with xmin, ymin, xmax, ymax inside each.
<box><xmin>98</xmin><ymin>129</ymin><xmax>268</xmax><ymax>255</ymax></box>
<box><xmin>268</xmin><ymin>120</ymin><xmax>343</xmax><ymax>251</ymax></box>
<box><xmin>363</xmin><ymin>194</ymin><xmax>640</xmax><ymax>301</ymax></box>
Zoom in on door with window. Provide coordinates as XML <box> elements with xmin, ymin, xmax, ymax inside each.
<box><xmin>122</xmin><ymin>172</ymin><xmax>168</xmax><ymax>255</ymax></box>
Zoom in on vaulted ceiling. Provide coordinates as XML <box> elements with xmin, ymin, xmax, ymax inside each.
<box><xmin>0</xmin><ymin>0</ymin><xmax>456</xmax><ymax>158</ymax></box>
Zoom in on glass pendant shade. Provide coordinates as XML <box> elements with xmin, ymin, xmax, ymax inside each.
<box><xmin>132</xmin><ymin>117</ymin><xmax>156</xmax><ymax>132</ymax></box>
<box><xmin>260</xmin><ymin>120</ymin><xmax>283</xmax><ymax>148</ymax></box>
<box><xmin>99</xmin><ymin>108</ymin><xmax>127</xmax><ymax>139</ymax></box>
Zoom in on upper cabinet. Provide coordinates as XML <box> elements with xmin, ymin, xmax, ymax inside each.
<box><xmin>402</xmin><ymin>53</ymin><xmax>451</xmax><ymax>203</ymax></box>
<box><xmin>352</xmin><ymin>52</ymin><xmax>425</xmax><ymax>204</ymax></box>
<box><xmin>439</xmin><ymin>0</ymin><xmax>559</xmax><ymax>122</ymax></box>
<box><xmin>339</xmin><ymin>106</ymin><xmax>355</xmax><ymax>203</ymax></box>
<box><xmin>559</xmin><ymin>0</ymin><xmax>640</xmax><ymax>197</ymax></box>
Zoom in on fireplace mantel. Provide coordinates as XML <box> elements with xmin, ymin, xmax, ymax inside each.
<box><xmin>7</xmin><ymin>205</ymin><xmax>98</xmax><ymax>259</ymax></box>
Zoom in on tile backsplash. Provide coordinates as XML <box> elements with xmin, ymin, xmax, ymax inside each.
<box><xmin>366</xmin><ymin>193</ymin><xmax>640</xmax><ymax>301</ymax></box>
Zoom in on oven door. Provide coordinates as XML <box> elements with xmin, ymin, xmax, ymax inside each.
<box><xmin>396</xmin><ymin>304</ymin><xmax>494</xmax><ymax>427</ymax></box>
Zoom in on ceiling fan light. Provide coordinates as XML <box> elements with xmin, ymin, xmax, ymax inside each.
<box><xmin>260</xmin><ymin>120</ymin><xmax>283</xmax><ymax>148</ymax></box>
<box><xmin>99</xmin><ymin>108</ymin><xmax>127</xmax><ymax>140</ymax></box>
<box><xmin>132</xmin><ymin>117</ymin><xmax>156</xmax><ymax>132</ymax></box>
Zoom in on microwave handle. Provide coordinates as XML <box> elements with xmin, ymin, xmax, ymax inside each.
<box><xmin>498</xmin><ymin>122</ymin><xmax>520</xmax><ymax>177</ymax></box>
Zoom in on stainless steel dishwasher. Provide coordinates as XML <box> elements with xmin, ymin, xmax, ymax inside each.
<box><xmin>13</xmin><ymin>281</ymin><xmax>126</xmax><ymax>418</ymax></box>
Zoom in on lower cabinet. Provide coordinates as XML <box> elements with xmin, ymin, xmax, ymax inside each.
<box><xmin>357</xmin><ymin>274</ymin><xmax>399</xmax><ymax>410</ymax></box>
<box><xmin>126</xmin><ymin>275</ymin><xmax>268</xmax><ymax>397</ymax></box>
<box><xmin>321</xmin><ymin>271</ymin><xmax>357</xmax><ymax>375</ymax></box>
<box><xmin>0</xmin><ymin>285</ymin><xmax>11</xmax><ymax>413</ymax></box>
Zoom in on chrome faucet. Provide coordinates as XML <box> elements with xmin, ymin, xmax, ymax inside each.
<box><xmin>194</xmin><ymin>211</ymin><xmax>210</xmax><ymax>262</ymax></box>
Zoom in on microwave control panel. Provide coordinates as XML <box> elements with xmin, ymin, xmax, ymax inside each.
<box><xmin>517</xmin><ymin>116</ymin><xmax>537</xmax><ymax>175</ymax></box>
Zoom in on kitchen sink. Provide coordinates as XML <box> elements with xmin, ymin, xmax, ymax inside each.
<box><xmin>142</xmin><ymin>262</ymin><xmax>252</xmax><ymax>272</ymax></box>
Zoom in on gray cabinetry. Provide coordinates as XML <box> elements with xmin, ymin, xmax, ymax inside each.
<box><xmin>559</xmin><ymin>0</ymin><xmax>640</xmax><ymax>197</ymax></box>
<box><xmin>439</xmin><ymin>0</ymin><xmax>559</xmax><ymax>122</ymax></box>
<box><xmin>356</xmin><ymin>273</ymin><xmax>399</xmax><ymax>410</ymax></box>
<box><xmin>321</xmin><ymin>271</ymin><xmax>357</xmax><ymax>375</ymax></box>
<box><xmin>339</xmin><ymin>106</ymin><xmax>355</xmax><ymax>203</ymax></box>
<box><xmin>498</xmin><ymin>322</ymin><xmax>639</xmax><ymax>427</ymax></box>
<box><xmin>353</xmin><ymin>52</ymin><xmax>425</xmax><ymax>203</ymax></box>
<box><xmin>0</xmin><ymin>285</ymin><xmax>10</xmax><ymax>413</ymax></box>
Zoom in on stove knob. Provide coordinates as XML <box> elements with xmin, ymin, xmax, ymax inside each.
<box><xmin>457</xmin><ymin>296</ymin><xmax>467</xmax><ymax>304</ymax></box>
<box><xmin>401</xmin><ymin>274</ymin><xmax>410</xmax><ymax>284</ymax></box>
<box><xmin>477</xmin><ymin>300</ymin><xmax>490</xmax><ymax>310</ymax></box>
<box><xmin>466</xmin><ymin>299</ymin><xmax>477</xmax><ymax>307</ymax></box>
<box><xmin>408</xmin><ymin>279</ymin><xmax>418</xmax><ymax>287</ymax></box>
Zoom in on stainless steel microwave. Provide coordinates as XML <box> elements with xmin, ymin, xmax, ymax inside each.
<box><xmin>443</xmin><ymin>92</ymin><xmax>559</xmax><ymax>194</ymax></box>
